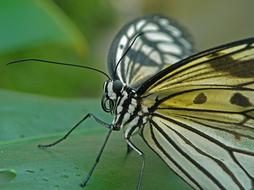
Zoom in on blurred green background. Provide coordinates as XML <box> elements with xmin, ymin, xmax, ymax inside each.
<box><xmin>1</xmin><ymin>1</ymin><xmax>254</xmax><ymax>190</ymax></box>
<box><xmin>1</xmin><ymin>0</ymin><xmax>254</xmax><ymax>98</ymax></box>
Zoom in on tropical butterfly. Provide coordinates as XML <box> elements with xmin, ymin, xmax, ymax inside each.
<box><xmin>9</xmin><ymin>15</ymin><xmax>254</xmax><ymax>190</ymax></box>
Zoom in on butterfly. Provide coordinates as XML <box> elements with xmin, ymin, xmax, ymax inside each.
<box><xmin>105</xmin><ymin>14</ymin><xmax>254</xmax><ymax>190</ymax></box>
<box><xmin>9</xmin><ymin>14</ymin><xmax>254</xmax><ymax>190</ymax></box>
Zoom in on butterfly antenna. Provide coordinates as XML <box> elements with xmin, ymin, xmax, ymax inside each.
<box><xmin>7</xmin><ymin>58</ymin><xmax>110</xmax><ymax>79</ymax></box>
<box><xmin>113</xmin><ymin>32</ymin><xmax>144</xmax><ymax>78</ymax></box>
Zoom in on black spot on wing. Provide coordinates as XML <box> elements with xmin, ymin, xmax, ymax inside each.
<box><xmin>193</xmin><ymin>93</ymin><xmax>207</xmax><ymax>104</ymax></box>
<box><xmin>230</xmin><ymin>93</ymin><xmax>252</xmax><ymax>107</ymax></box>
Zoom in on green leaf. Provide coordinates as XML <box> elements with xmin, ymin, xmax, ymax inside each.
<box><xmin>0</xmin><ymin>90</ymin><xmax>191</xmax><ymax>189</ymax></box>
<box><xmin>0</xmin><ymin>0</ymin><xmax>87</xmax><ymax>55</ymax></box>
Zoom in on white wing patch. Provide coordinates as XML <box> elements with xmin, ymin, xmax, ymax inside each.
<box><xmin>127</xmin><ymin>25</ymin><xmax>135</xmax><ymax>37</ymax></box>
<box><xmin>157</xmin><ymin>43</ymin><xmax>182</xmax><ymax>55</ymax></box>
<box><xmin>145</xmin><ymin>32</ymin><xmax>173</xmax><ymax>42</ymax></box>
<box><xmin>136</xmin><ymin>20</ymin><xmax>146</xmax><ymax>30</ymax></box>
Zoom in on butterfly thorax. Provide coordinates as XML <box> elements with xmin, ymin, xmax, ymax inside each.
<box><xmin>102</xmin><ymin>80</ymin><xmax>149</xmax><ymax>137</ymax></box>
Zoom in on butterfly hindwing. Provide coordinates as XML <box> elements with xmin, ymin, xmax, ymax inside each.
<box><xmin>139</xmin><ymin>38</ymin><xmax>254</xmax><ymax>190</ymax></box>
<box><xmin>142</xmin><ymin>115</ymin><xmax>254</xmax><ymax>190</ymax></box>
<box><xmin>107</xmin><ymin>15</ymin><xmax>194</xmax><ymax>89</ymax></box>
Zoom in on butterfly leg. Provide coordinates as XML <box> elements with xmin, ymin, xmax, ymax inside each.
<box><xmin>126</xmin><ymin>139</ymin><xmax>145</xmax><ymax>190</ymax></box>
<box><xmin>126</xmin><ymin>144</ymin><xmax>133</xmax><ymax>154</ymax></box>
<box><xmin>80</xmin><ymin>124</ymin><xmax>114</xmax><ymax>187</ymax></box>
<box><xmin>38</xmin><ymin>113</ymin><xmax>114</xmax><ymax>187</ymax></box>
<box><xmin>38</xmin><ymin>113</ymin><xmax>111</xmax><ymax>148</ymax></box>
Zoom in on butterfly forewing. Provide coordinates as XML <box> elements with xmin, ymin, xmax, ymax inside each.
<box><xmin>139</xmin><ymin>38</ymin><xmax>254</xmax><ymax>189</ymax></box>
<box><xmin>107</xmin><ymin>15</ymin><xmax>194</xmax><ymax>89</ymax></box>
<box><xmin>138</xmin><ymin>39</ymin><xmax>254</xmax><ymax>94</ymax></box>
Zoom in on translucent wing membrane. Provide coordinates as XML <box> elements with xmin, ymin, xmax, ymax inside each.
<box><xmin>107</xmin><ymin>14</ymin><xmax>194</xmax><ymax>89</ymax></box>
<box><xmin>140</xmin><ymin>38</ymin><xmax>254</xmax><ymax>189</ymax></box>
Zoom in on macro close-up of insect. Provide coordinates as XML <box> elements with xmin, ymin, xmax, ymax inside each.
<box><xmin>1</xmin><ymin>1</ymin><xmax>254</xmax><ymax>190</ymax></box>
<box><xmin>8</xmin><ymin>14</ymin><xmax>254</xmax><ymax>190</ymax></box>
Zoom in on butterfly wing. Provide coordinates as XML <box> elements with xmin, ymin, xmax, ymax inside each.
<box><xmin>139</xmin><ymin>38</ymin><xmax>254</xmax><ymax>190</ymax></box>
<box><xmin>107</xmin><ymin>14</ymin><xmax>194</xmax><ymax>89</ymax></box>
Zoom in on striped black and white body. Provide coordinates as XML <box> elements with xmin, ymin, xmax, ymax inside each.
<box><xmin>102</xmin><ymin>80</ymin><xmax>149</xmax><ymax>140</ymax></box>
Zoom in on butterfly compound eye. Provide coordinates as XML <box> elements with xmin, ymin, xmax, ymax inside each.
<box><xmin>113</xmin><ymin>80</ymin><xmax>123</xmax><ymax>93</ymax></box>
<box><xmin>101</xmin><ymin>94</ymin><xmax>114</xmax><ymax>113</ymax></box>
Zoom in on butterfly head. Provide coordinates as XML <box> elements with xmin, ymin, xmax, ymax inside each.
<box><xmin>101</xmin><ymin>80</ymin><xmax>124</xmax><ymax>114</ymax></box>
